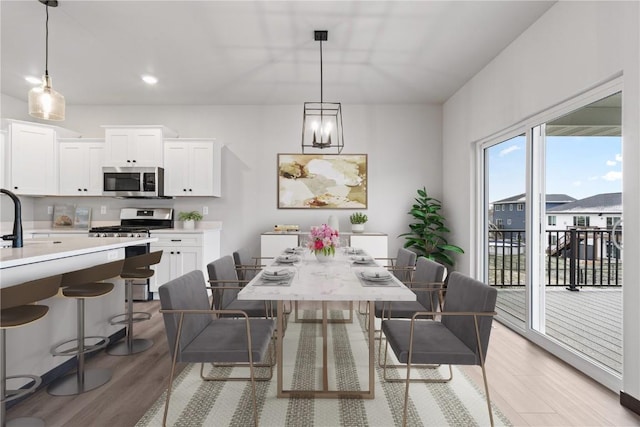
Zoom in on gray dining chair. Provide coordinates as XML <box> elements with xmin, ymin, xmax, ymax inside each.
<box><xmin>159</xmin><ymin>270</ymin><xmax>276</xmax><ymax>427</ymax></box>
<box><xmin>359</xmin><ymin>247</ymin><xmax>418</xmax><ymax>316</ymax></box>
<box><xmin>207</xmin><ymin>255</ymin><xmax>273</xmax><ymax>318</ymax></box>
<box><xmin>232</xmin><ymin>248</ymin><xmax>266</xmax><ymax>282</ymax></box>
<box><xmin>381</xmin><ymin>272</ymin><xmax>498</xmax><ymax>427</ymax></box>
<box><xmin>375</xmin><ymin>256</ymin><xmax>445</xmax><ymax>365</ymax></box>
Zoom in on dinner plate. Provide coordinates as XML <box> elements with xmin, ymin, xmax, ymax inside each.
<box><xmin>351</xmin><ymin>255</ymin><xmax>372</xmax><ymax>264</ymax></box>
<box><xmin>276</xmin><ymin>255</ymin><xmax>300</xmax><ymax>263</ymax></box>
<box><xmin>262</xmin><ymin>270</ymin><xmax>292</xmax><ymax>281</ymax></box>
<box><xmin>345</xmin><ymin>247</ymin><xmax>363</xmax><ymax>254</ymax></box>
<box><xmin>360</xmin><ymin>270</ymin><xmax>391</xmax><ymax>281</ymax></box>
<box><xmin>284</xmin><ymin>247</ymin><xmax>305</xmax><ymax>254</ymax></box>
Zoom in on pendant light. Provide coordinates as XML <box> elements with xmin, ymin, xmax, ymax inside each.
<box><xmin>301</xmin><ymin>30</ymin><xmax>344</xmax><ymax>154</ymax></box>
<box><xmin>28</xmin><ymin>0</ymin><xmax>65</xmax><ymax>121</ymax></box>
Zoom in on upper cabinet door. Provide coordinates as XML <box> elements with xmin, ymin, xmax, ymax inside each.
<box><xmin>104</xmin><ymin>126</ymin><xmax>172</xmax><ymax>167</ymax></box>
<box><xmin>10</xmin><ymin>123</ymin><xmax>57</xmax><ymax>195</ymax></box>
<box><xmin>58</xmin><ymin>140</ymin><xmax>104</xmax><ymax>195</ymax></box>
<box><xmin>163</xmin><ymin>139</ymin><xmax>221</xmax><ymax>197</ymax></box>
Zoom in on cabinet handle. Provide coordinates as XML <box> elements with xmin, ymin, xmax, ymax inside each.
<box><xmin>84</xmin><ymin>189</ymin><xmax>88</xmax><ymax>192</ymax></box>
<box><xmin>78</xmin><ymin>188</ymin><xmax>82</xmax><ymax>192</ymax></box>
<box><xmin>189</xmin><ymin>189</ymin><xmax>193</xmax><ymax>192</ymax></box>
<box><xmin>13</xmin><ymin>186</ymin><xmax>18</xmax><ymax>190</ymax></box>
<box><xmin>132</xmin><ymin>160</ymin><xmax>137</xmax><ymax>163</ymax></box>
<box><xmin>127</xmin><ymin>160</ymin><xmax>131</xmax><ymax>163</ymax></box>
<box><xmin>176</xmin><ymin>251</ymin><xmax>181</xmax><ymax>254</ymax></box>
<box><xmin>171</xmin><ymin>239</ymin><xmax>182</xmax><ymax>242</ymax></box>
<box><xmin>170</xmin><ymin>251</ymin><xmax>174</xmax><ymax>254</ymax></box>
<box><xmin>183</xmin><ymin>189</ymin><xmax>187</xmax><ymax>192</ymax></box>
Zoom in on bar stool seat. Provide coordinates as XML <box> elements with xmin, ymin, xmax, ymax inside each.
<box><xmin>1</xmin><ymin>274</ymin><xmax>62</xmax><ymax>427</ymax></box>
<box><xmin>107</xmin><ymin>251</ymin><xmax>163</xmax><ymax>356</ymax></box>
<box><xmin>48</xmin><ymin>260</ymin><xmax>124</xmax><ymax>396</ymax></box>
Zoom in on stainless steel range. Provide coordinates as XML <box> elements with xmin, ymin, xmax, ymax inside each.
<box><xmin>89</xmin><ymin>208</ymin><xmax>173</xmax><ymax>300</ymax></box>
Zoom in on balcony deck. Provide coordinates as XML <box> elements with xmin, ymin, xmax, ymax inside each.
<box><xmin>496</xmin><ymin>287</ymin><xmax>622</xmax><ymax>373</ymax></box>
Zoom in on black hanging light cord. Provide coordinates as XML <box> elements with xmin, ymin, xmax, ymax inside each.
<box><xmin>44</xmin><ymin>3</ymin><xmax>49</xmax><ymax>77</ymax></box>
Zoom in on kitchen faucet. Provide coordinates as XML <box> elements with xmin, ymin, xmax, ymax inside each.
<box><xmin>1</xmin><ymin>188</ymin><xmax>23</xmax><ymax>248</ymax></box>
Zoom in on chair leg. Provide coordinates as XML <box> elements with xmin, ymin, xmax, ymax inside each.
<box><xmin>163</xmin><ymin>314</ymin><xmax>185</xmax><ymax>427</ymax></box>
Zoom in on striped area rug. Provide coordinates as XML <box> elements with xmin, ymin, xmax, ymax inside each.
<box><xmin>137</xmin><ymin>310</ymin><xmax>511</xmax><ymax>426</ymax></box>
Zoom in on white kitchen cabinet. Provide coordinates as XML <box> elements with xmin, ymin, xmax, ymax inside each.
<box><xmin>58</xmin><ymin>139</ymin><xmax>105</xmax><ymax>195</ymax></box>
<box><xmin>2</xmin><ymin>120</ymin><xmax>80</xmax><ymax>196</ymax></box>
<box><xmin>103</xmin><ymin>125</ymin><xmax>177</xmax><ymax>167</ymax></box>
<box><xmin>163</xmin><ymin>139</ymin><xmax>222</xmax><ymax>197</ymax></box>
<box><xmin>149</xmin><ymin>229</ymin><xmax>220</xmax><ymax>295</ymax></box>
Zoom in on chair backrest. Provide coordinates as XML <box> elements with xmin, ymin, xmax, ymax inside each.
<box><xmin>441</xmin><ymin>272</ymin><xmax>497</xmax><ymax>364</ymax></box>
<box><xmin>61</xmin><ymin>259</ymin><xmax>125</xmax><ymax>287</ymax></box>
<box><xmin>207</xmin><ymin>255</ymin><xmax>240</xmax><ymax>310</ymax></box>
<box><xmin>158</xmin><ymin>270</ymin><xmax>213</xmax><ymax>362</ymax></box>
<box><xmin>122</xmin><ymin>250</ymin><xmax>163</xmax><ymax>272</ymax></box>
<box><xmin>413</xmin><ymin>257</ymin><xmax>445</xmax><ymax>311</ymax></box>
<box><xmin>1</xmin><ymin>274</ymin><xmax>62</xmax><ymax>310</ymax></box>
<box><xmin>232</xmin><ymin>248</ymin><xmax>259</xmax><ymax>281</ymax></box>
<box><xmin>394</xmin><ymin>248</ymin><xmax>417</xmax><ymax>281</ymax></box>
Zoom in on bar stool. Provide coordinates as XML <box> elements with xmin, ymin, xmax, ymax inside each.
<box><xmin>48</xmin><ymin>259</ymin><xmax>125</xmax><ymax>396</ymax></box>
<box><xmin>107</xmin><ymin>251</ymin><xmax>163</xmax><ymax>356</ymax></box>
<box><xmin>1</xmin><ymin>274</ymin><xmax>62</xmax><ymax>427</ymax></box>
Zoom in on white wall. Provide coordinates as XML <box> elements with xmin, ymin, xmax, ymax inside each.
<box><xmin>443</xmin><ymin>1</ymin><xmax>639</xmax><ymax>399</ymax></box>
<box><xmin>1</xmin><ymin>95</ymin><xmax>442</xmax><ymax>260</ymax></box>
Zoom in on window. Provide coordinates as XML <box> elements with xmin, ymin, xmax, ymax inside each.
<box><xmin>573</xmin><ymin>216</ymin><xmax>590</xmax><ymax>227</ymax></box>
<box><xmin>517</xmin><ymin>203</ymin><xmax>524</xmax><ymax>211</ymax></box>
<box><xmin>548</xmin><ymin>216</ymin><xmax>557</xmax><ymax>226</ymax></box>
<box><xmin>507</xmin><ymin>219</ymin><xmax>512</xmax><ymax>225</ymax></box>
<box><xmin>495</xmin><ymin>218</ymin><xmax>503</xmax><ymax>227</ymax></box>
<box><xmin>606</xmin><ymin>216</ymin><xmax>621</xmax><ymax>229</ymax></box>
<box><xmin>509</xmin><ymin>204</ymin><xmax>514</xmax><ymax>211</ymax></box>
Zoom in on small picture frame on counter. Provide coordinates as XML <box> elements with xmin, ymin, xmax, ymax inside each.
<box><xmin>53</xmin><ymin>205</ymin><xmax>75</xmax><ymax>229</ymax></box>
<box><xmin>74</xmin><ymin>207</ymin><xmax>91</xmax><ymax>230</ymax></box>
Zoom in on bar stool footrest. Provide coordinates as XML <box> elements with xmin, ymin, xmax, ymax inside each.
<box><xmin>2</xmin><ymin>374</ymin><xmax>42</xmax><ymax>403</ymax></box>
<box><xmin>108</xmin><ymin>311</ymin><xmax>152</xmax><ymax>325</ymax></box>
<box><xmin>50</xmin><ymin>336</ymin><xmax>110</xmax><ymax>357</ymax></box>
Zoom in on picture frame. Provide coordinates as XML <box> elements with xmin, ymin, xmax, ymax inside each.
<box><xmin>73</xmin><ymin>206</ymin><xmax>92</xmax><ymax>230</ymax></box>
<box><xmin>52</xmin><ymin>205</ymin><xmax>75</xmax><ymax>229</ymax></box>
<box><xmin>277</xmin><ymin>153</ymin><xmax>367</xmax><ymax>209</ymax></box>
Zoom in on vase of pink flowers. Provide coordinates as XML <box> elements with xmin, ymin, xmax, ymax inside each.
<box><xmin>307</xmin><ymin>224</ymin><xmax>340</xmax><ymax>262</ymax></box>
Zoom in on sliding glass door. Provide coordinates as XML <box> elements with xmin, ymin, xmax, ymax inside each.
<box><xmin>481</xmin><ymin>88</ymin><xmax>623</xmax><ymax>386</ymax></box>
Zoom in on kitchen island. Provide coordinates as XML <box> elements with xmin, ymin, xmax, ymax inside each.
<box><xmin>1</xmin><ymin>236</ymin><xmax>157</xmax><ymax>389</ymax></box>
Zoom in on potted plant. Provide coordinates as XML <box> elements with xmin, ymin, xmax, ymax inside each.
<box><xmin>178</xmin><ymin>210</ymin><xmax>203</xmax><ymax>230</ymax></box>
<box><xmin>349</xmin><ymin>212</ymin><xmax>368</xmax><ymax>233</ymax></box>
<box><xmin>399</xmin><ymin>187</ymin><xmax>463</xmax><ymax>267</ymax></box>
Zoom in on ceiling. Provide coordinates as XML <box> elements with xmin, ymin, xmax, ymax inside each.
<box><xmin>0</xmin><ymin>1</ymin><xmax>555</xmax><ymax>106</ymax></box>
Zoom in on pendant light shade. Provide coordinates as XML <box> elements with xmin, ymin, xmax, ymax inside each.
<box><xmin>28</xmin><ymin>0</ymin><xmax>65</xmax><ymax>121</ymax></box>
<box><xmin>28</xmin><ymin>75</ymin><xmax>65</xmax><ymax>121</ymax></box>
<box><xmin>302</xmin><ymin>30</ymin><xmax>344</xmax><ymax>154</ymax></box>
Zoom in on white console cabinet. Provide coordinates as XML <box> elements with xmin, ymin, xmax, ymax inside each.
<box><xmin>260</xmin><ymin>231</ymin><xmax>388</xmax><ymax>259</ymax></box>
<box><xmin>103</xmin><ymin>125</ymin><xmax>177</xmax><ymax>167</ymax></box>
<box><xmin>163</xmin><ymin>139</ymin><xmax>222</xmax><ymax>197</ymax></box>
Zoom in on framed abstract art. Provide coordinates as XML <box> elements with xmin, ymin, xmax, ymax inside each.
<box><xmin>277</xmin><ymin>154</ymin><xmax>367</xmax><ymax>209</ymax></box>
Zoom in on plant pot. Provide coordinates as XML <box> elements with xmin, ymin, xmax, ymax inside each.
<box><xmin>315</xmin><ymin>252</ymin><xmax>334</xmax><ymax>263</ymax></box>
<box><xmin>183</xmin><ymin>220</ymin><xmax>195</xmax><ymax>230</ymax></box>
<box><xmin>351</xmin><ymin>224</ymin><xmax>365</xmax><ymax>233</ymax></box>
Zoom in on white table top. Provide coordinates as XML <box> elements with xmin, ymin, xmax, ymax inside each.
<box><xmin>238</xmin><ymin>249</ymin><xmax>416</xmax><ymax>302</ymax></box>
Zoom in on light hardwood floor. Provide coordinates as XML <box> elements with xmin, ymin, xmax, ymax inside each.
<box><xmin>6</xmin><ymin>301</ymin><xmax>640</xmax><ymax>426</ymax></box>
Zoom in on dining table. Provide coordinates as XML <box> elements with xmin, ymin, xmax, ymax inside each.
<box><xmin>237</xmin><ymin>247</ymin><xmax>416</xmax><ymax>399</ymax></box>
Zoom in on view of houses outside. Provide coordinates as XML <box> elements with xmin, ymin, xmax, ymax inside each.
<box><xmin>485</xmin><ymin>91</ymin><xmax>623</xmax><ymax>374</ymax></box>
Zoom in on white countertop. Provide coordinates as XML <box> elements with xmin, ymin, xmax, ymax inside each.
<box><xmin>0</xmin><ymin>236</ymin><xmax>156</xmax><ymax>269</ymax></box>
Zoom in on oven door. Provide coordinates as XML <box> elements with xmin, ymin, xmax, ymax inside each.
<box><xmin>126</xmin><ymin>243</ymin><xmax>150</xmax><ymax>301</ymax></box>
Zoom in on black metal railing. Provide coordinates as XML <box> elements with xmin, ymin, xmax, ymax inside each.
<box><xmin>488</xmin><ymin>228</ymin><xmax>622</xmax><ymax>287</ymax></box>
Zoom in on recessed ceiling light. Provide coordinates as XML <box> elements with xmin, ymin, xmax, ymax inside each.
<box><xmin>25</xmin><ymin>76</ymin><xmax>42</xmax><ymax>85</ymax></box>
<box><xmin>141</xmin><ymin>75</ymin><xmax>158</xmax><ymax>85</ymax></box>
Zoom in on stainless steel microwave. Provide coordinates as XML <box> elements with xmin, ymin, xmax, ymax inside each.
<box><xmin>102</xmin><ymin>167</ymin><xmax>164</xmax><ymax>197</ymax></box>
